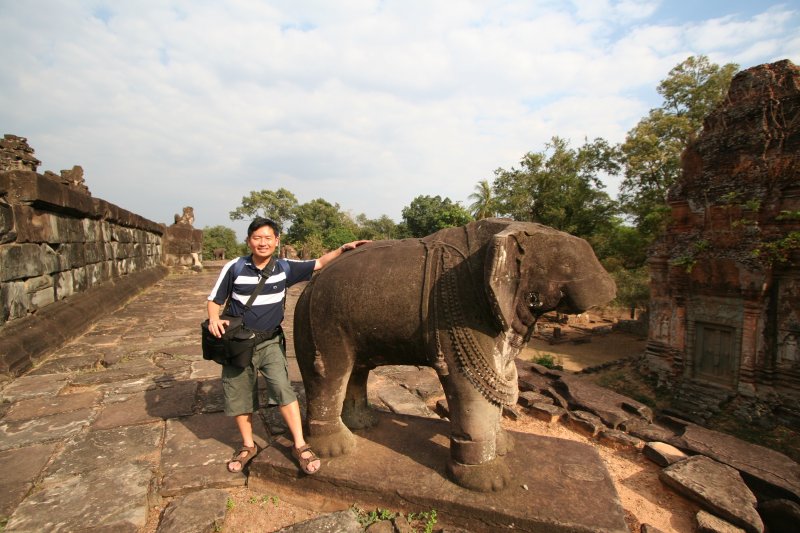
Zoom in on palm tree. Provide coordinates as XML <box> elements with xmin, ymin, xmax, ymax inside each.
<box><xmin>468</xmin><ymin>180</ymin><xmax>496</xmax><ymax>219</ymax></box>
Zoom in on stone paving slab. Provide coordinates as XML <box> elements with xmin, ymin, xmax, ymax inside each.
<box><xmin>161</xmin><ymin>411</ymin><xmax>269</xmax><ymax>471</ymax></box>
<box><xmin>161</xmin><ymin>343</ymin><xmax>203</xmax><ymax>358</ymax></box>
<box><xmin>661</xmin><ymin>455</ymin><xmax>763</xmax><ymax>533</ymax></box>
<box><xmin>674</xmin><ymin>419</ymin><xmax>800</xmax><ymax>502</ymax></box>
<box><xmin>156</xmin><ymin>488</ymin><xmax>229</xmax><ymax>533</ymax></box>
<box><xmin>92</xmin><ymin>380</ymin><xmax>197</xmax><ymax>429</ymax></box>
<box><xmin>196</xmin><ymin>378</ymin><xmax>225</xmax><ymax>413</ymax></box>
<box><xmin>0</xmin><ymin>442</ymin><xmax>58</xmax><ymax>516</ymax></box>
<box><xmin>0</xmin><ymin>373</ymin><xmax>68</xmax><ymax>402</ymax></box>
<box><xmin>159</xmin><ymin>411</ymin><xmax>270</xmax><ymax>496</ymax></box>
<box><xmin>44</xmin><ymin>422</ymin><xmax>163</xmax><ymax>482</ymax></box>
<box><xmin>4</xmin><ymin>462</ymin><xmax>153</xmax><ymax>532</ymax></box>
<box><xmin>160</xmin><ymin>464</ymin><xmax>247</xmax><ymax>498</ymax></box>
<box><xmin>69</xmin><ymin>359</ymin><xmax>161</xmax><ymax>387</ymax></box>
<box><xmin>249</xmin><ymin>411</ymin><xmax>628</xmax><ymax>533</ymax></box>
<box><xmin>0</xmin><ymin>407</ymin><xmax>95</xmax><ymax>451</ymax></box>
<box><xmin>3</xmin><ymin>390</ymin><xmax>101</xmax><ymax>422</ymax></box>
<box><xmin>26</xmin><ymin>354</ymin><xmax>104</xmax><ymax>376</ymax></box>
<box><xmin>191</xmin><ymin>359</ymin><xmax>222</xmax><ymax>380</ymax></box>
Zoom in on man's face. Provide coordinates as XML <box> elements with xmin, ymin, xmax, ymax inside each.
<box><xmin>247</xmin><ymin>225</ymin><xmax>279</xmax><ymax>261</ymax></box>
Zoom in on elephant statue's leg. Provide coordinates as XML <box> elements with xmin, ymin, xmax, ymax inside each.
<box><xmin>300</xmin><ymin>347</ymin><xmax>357</xmax><ymax>458</ymax></box>
<box><xmin>341</xmin><ymin>364</ymin><xmax>379</xmax><ymax>430</ymax></box>
<box><xmin>440</xmin><ymin>373</ymin><xmax>512</xmax><ymax>492</ymax></box>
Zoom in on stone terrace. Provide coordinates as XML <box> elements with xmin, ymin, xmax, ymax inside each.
<box><xmin>0</xmin><ymin>267</ymin><xmax>798</xmax><ymax>532</ymax></box>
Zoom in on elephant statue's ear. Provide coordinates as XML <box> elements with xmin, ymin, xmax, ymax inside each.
<box><xmin>485</xmin><ymin>226</ymin><xmax>527</xmax><ymax>331</ymax></box>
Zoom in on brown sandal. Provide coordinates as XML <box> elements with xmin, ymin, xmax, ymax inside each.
<box><xmin>292</xmin><ymin>444</ymin><xmax>320</xmax><ymax>475</ymax></box>
<box><xmin>227</xmin><ymin>444</ymin><xmax>258</xmax><ymax>473</ymax></box>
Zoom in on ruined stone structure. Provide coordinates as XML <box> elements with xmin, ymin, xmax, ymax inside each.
<box><xmin>0</xmin><ymin>136</ymin><xmax>168</xmax><ymax>376</ymax></box>
<box><xmin>163</xmin><ymin>206</ymin><xmax>203</xmax><ymax>269</ymax></box>
<box><xmin>646</xmin><ymin>60</ymin><xmax>800</xmax><ymax>428</ymax></box>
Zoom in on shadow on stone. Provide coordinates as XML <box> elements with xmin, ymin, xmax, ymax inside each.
<box><xmin>249</xmin><ymin>410</ymin><xmax>628</xmax><ymax>533</ymax></box>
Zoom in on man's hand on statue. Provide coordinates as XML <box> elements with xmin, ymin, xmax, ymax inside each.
<box><xmin>341</xmin><ymin>240</ymin><xmax>371</xmax><ymax>252</ymax></box>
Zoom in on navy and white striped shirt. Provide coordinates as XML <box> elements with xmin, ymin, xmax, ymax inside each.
<box><xmin>207</xmin><ymin>255</ymin><xmax>316</xmax><ymax>332</ymax></box>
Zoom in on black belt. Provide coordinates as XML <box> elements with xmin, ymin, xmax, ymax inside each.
<box><xmin>253</xmin><ymin>325</ymin><xmax>283</xmax><ymax>343</ymax></box>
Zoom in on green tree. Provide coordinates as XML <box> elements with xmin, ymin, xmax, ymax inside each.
<box><xmin>201</xmin><ymin>225</ymin><xmax>243</xmax><ymax>260</ymax></box>
<box><xmin>355</xmin><ymin>214</ymin><xmax>400</xmax><ymax>240</ymax></box>
<box><xmin>619</xmin><ymin>55</ymin><xmax>738</xmax><ymax>243</ymax></box>
<box><xmin>468</xmin><ymin>179</ymin><xmax>497</xmax><ymax>219</ymax></box>
<box><xmin>492</xmin><ymin>137</ymin><xmax>619</xmax><ymax>240</ymax></box>
<box><xmin>401</xmin><ymin>195</ymin><xmax>473</xmax><ymax>238</ymax></box>
<box><xmin>608</xmin><ymin>266</ymin><xmax>651</xmax><ymax>319</ymax></box>
<box><xmin>286</xmin><ymin>198</ymin><xmax>358</xmax><ymax>250</ymax></box>
<box><xmin>229</xmin><ymin>187</ymin><xmax>298</xmax><ymax>232</ymax></box>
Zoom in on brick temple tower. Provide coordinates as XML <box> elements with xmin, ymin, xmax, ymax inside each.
<box><xmin>645</xmin><ymin>60</ymin><xmax>800</xmax><ymax>427</ymax></box>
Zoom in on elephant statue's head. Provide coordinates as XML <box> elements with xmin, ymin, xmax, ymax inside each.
<box><xmin>485</xmin><ymin>221</ymin><xmax>616</xmax><ymax>340</ymax></box>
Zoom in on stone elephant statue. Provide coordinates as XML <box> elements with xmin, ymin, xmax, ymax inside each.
<box><xmin>294</xmin><ymin>218</ymin><xmax>616</xmax><ymax>491</ymax></box>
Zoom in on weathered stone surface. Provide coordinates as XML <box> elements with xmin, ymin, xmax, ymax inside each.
<box><xmin>44</xmin><ymin>423</ymin><xmax>163</xmax><ymax>482</ymax></box>
<box><xmin>161</xmin><ymin>412</ymin><xmax>269</xmax><ymax>473</ymax></box>
<box><xmin>640</xmin><ymin>525</ymin><xmax>668</xmax><ymax>533</ymax></box>
<box><xmin>0</xmin><ymin>243</ymin><xmax>58</xmax><ymax>282</ymax></box>
<box><xmin>0</xmin><ymin>198</ymin><xmax>14</xmax><ymax>245</ymax></box>
<box><xmin>0</xmin><ymin>442</ymin><xmax>58</xmax><ymax>516</ymax></box>
<box><xmin>92</xmin><ymin>380</ymin><xmax>197</xmax><ymax>429</ymax></box>
<box><xmin>758</xmin><ymin>498</ymin><xmax>800</xmax><ymax>533</ymax></box>
<box><xmin>660</xmin><ymin>455</ymin><xmax>763</xmax><ymax>533</ymax></box>
<box><xmin>378</xmin><ymin>382</ymin><xmax>437</xmax><ymax>418</ymax></box>
<box><xmin>565</xmin><ymin>409</ymin><xmax>605</xmax><ymax>437</ymax></box>
<box><xmin>542</xmin><ymin>385</ymin><xmax>570</xmax><ymax>409</ymax></box>
<box><xmin>160</xmin><ymin>464</ymin><xmax>246</xmax><ymax>497</ymax></box>
<box><xmin>643</xmin><ymin>441</ymin><xmax>689</xmax><ymax>467</ymax></box>
<box><xmin>70</xmin><ymin>359</ymin><xmax>160</xmax><ymax>387</ymax></box>
<box><xmin>275</xmin><ymin>510</ymin><xmax>363</xmax><ymax>533</ymax></box>
<box><xmin>597</xmin><ymin>428</ymin><xmax>643</xmax><ymax>450</ymax></box>
<box><xmin>517</xmin><ymin>390</ymin><xmax>552</xmax><ymax>408</ymax></box>
<box><xmin>4</xmin><ymin>462</ymin><xmax>151</xmax><ymax>532</ymax></box>
<box><xmin>0</xmin><ymin>373</ymin><xmax>68</xmax><ymax>401</ymax></box>
<box><xmin>392</xmin><ymin>366</ymin><xmax>443</xmax><ymax>399</ymax></box>
<box><xmin>527</xmin><ymin>402</ymin><xmax>566</xmax><ymax>423</ymax></box>
<box><xmin>0</xmin><ymin>407</ymin><xmax>94</xmax><ymax>451</ymax></box>
<box><xmin>674</xmin><ymin>419</ymin><xmax>800</xmax><ymax>501</ymax></box>
<box><xmin>502</xmin><ymin>405</ymin><xmax>522</xmax><ymax>420</ymax></box>
<box><xmin>622</xmin><ymin>419</ymin><xmax>680</xmax><ymax>443</ymax></box>
<box><xmin>435</xmin><ymin>398</ymin><xmax>450</xmax><ymax>418</ymax></box>
<box><xmin>250</xmin><ymin>411</ymin><xmax>629</xmax><ymax>533</ymax></box>
<box><xmin>3</xmin><ymin>390</ymin><xmax>101</xmax><ymax>422</ymax></box>
<box><xmin>696</xmin><ymin>510</ymin><xmax>747</xmax><ymax>533</ymax></box>
<box><xmin>196</xmin><ymin>378</ymin><xmax>225</xmax><ymax>413</ymax></box>
<box><xmin>558</xmin><ymin>374</ymin><xmax>653</xmax><ymax>428</ymax></box>
<box><xmin>26</xmin><ymin>353</ymin><xmax>104</xmax><ymax>375</ymax></box>
<box><xmin>0</xmin><ymin>135</ymin><xmax>39</xmax><ymax>171</ymax></box>
<box><xmin>156</xmin><ymin>488</ymin><xmax>229</xmax><ymax>533</ymax></box>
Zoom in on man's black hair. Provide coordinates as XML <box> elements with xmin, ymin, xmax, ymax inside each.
<box><xmin>247</xmin><ymin>217</ymin><xmax>280</xmax><ymax>238</ymax></box>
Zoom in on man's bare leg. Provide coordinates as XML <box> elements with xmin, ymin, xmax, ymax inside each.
<box><xmin>229</xmin><ymin>413</ymin><xmax>256</xmax><ymax>473</ymax></box>
<box><xmin>279</xmin><ymin>400</ymin><xmax>320</xmax><ymax>473</ymax></box>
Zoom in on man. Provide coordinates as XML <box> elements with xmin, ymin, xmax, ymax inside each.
<box><xmin>206</xmin><ymin>217</ymin><xmax>368</xmax><ymax>474</ymax></box>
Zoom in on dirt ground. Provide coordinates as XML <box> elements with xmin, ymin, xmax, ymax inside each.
<box><xmin>211</xmin><ymin>322</ymin><xmax>705</xmax><ymax>533</ymax></box>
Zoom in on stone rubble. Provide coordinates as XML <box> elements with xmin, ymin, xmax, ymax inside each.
<box><xmin>660</xmin><ymin>455</ymin><xmax>763</xmax><ymax>533</ymax></box>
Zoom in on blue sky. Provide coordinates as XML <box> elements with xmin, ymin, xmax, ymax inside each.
<box><xmin>1</xmin><ymin>1</ymin><xmax>798</xmax><ymax>239</ymax></box>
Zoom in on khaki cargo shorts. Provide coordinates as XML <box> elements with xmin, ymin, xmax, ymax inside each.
<box><xmin>221</xmin><ymin>333</ymin><xmax>297</xmax><ymax>416</ymax></box>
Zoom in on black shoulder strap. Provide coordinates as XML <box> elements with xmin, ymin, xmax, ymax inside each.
<box><xmin>243</xmin><ymin>256</ymin><xmax>275</xmax><ymax>310</ymax></box>
<box><xmin>224</xmin><ymin>256</ymin><xmax>275</xmax><ymax>315</ymax></box>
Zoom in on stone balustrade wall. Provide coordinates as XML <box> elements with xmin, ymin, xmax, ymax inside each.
<box><xmin>0</xmin><ymin>164</ymin><xmax>169</xmax><ymax>376</ymax></box>
<box><xmin>0</xmin><ymin>170</ymin><xmax>164</xmax><ymax>326</ymax></box>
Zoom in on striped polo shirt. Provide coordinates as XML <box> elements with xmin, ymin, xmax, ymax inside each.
<box><xmin>207</xmin><ymin>255</ymin><xmax>316</xmax><ymax>332</ymax></box>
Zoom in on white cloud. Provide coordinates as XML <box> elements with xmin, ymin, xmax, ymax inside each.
<box><xmin>1</xmin><ymin>0</ymin><xmax>798</xmax><ymax>237</ymax></box>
